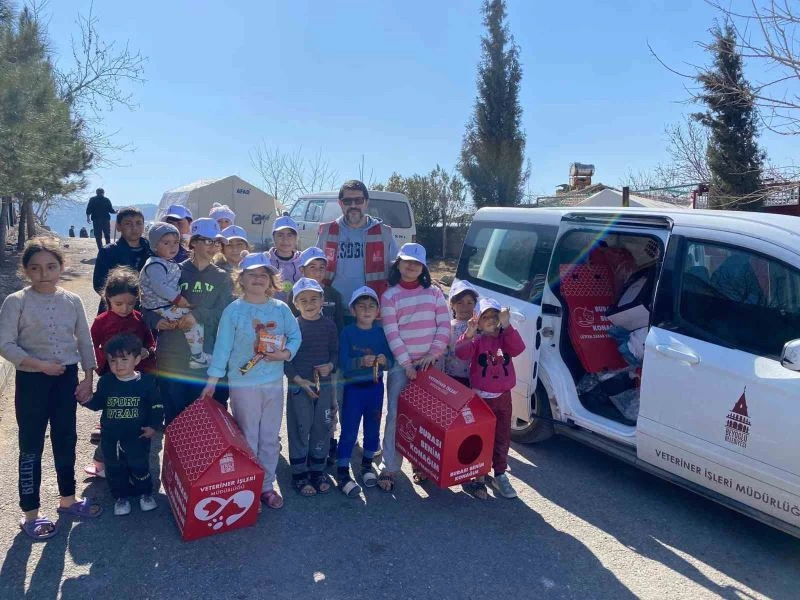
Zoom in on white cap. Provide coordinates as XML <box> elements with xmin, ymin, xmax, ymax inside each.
<box><xmin>272</xmin><ymin>215</ymin><xmax>299</xmax><ymax>234</ymax></box>
<box><xmin>449</xmin><ymin>280</ymin><xmax>478</xmax><ymax>302</ymax></box>
<box><xmin>397</xmin><ymin>243</ymin><xmax>427</xmax><ymax>266</ymax></box>
<box><xmin>349</xmin><ymin>286</ymin><xmax>379</xmax><ymax>307</ymax></box>
<box><xmin>292</xmin><ymin>277</ymin><xmax>324</xmax><ymax>297</ymax></box>
<box><xmin>477</xmin><ymin>297</ymin><xmax>502</xmax><ymax>317</ymax></box>
<box><xmin>299</xmin><ymin>246</ymin><xmax>327</xmax><ymax>267</ymax></box>
<box><xmin>209</xmin><ymin>203</ymin><xmax>236</xmax><ymax>223</ymax></box>
<box><xmin>240</xmin><ymin>252</ymin><xmax>277</xmax><ymax>271</ymax></box>
<box><xmin>190</xmin><ymin>217</ymin><xmax>222</xmax><ymax>239</ymax></box>
<box><xmin>165</xmin><ymin>204</ymin><xmax>193</xmax><ymax>221</ymax></box>
<box><xmin>220</xmin><ymin>225</ymin><xmax>248</xmax><ymax>243</ymax></box>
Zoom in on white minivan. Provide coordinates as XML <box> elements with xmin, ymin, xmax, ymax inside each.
<box><xmin>456</xmin><ymin>206</ymin><xmax>800</xmax><ymax>537</ymax></box>
<box><xmin>288</xmin><ymin>190</ymin><xmax>416</xmax><ymax>250</ymax></box>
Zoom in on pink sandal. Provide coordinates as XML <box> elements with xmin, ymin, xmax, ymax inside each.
<box><xmin>260</xmin><ymin>490</ymin><xmax>284</xmax><ymax>509</ymax></box>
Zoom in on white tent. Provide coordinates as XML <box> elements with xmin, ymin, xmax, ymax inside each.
<box><xmin>156</xmin><ymin>176</ymin><xmax>281</xmax><ymax>247</ymax></box>
<box><xmin>578</xmin><ymin>188</ymin><xmax>690</xmax><ymax>210</ymax></box>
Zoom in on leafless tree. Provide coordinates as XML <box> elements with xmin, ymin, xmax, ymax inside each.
<box><xmin>706</xmin><ymin>1</ymin><xmax>800</xmax><ymax>135</ymax></box>
<box><xmin>56</xmin><ymin>1</ymin><xmax>146</xmax><ymax>166</ymax></box>
<box><xmin>250</xmin><ymin>143</ymin><xmax>339</xmax><ymax>210</ymax></box>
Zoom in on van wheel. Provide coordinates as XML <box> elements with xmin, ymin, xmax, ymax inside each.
<box><xmin>510</xmin><ymin>381</ymin><xmax>554</xmax><ymax>444</ymax></box>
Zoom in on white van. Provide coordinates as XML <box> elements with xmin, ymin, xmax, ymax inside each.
<box><xmin>288</xmin><ymin>191</ymin><xmax>416</xmax><ymax>250</ymax></box>
<box><xmin>456</xmin><ymin>206</ymin><xmax>800</xmax><ymax>537</ymax></box>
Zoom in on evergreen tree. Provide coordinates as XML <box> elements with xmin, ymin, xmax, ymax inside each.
<box><xmin>459</xmin><ymin>0</ymin><xmax>527</xmax><ymax>208</ymax></box>
<box><xmin>0</xmin><ymin>5</ymin><xmax>90</xmax><ymax>247</ymax></box>
<box><xmin>692</xmin><ymin>23</ymin><xmax>764</xmax><ymax>210</ymax></box>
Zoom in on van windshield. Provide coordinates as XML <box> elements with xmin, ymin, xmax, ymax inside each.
<box><xmin>457</xmin><ymin>221</ymin><xmax>557</xmax><ymax>302</ymax></box>
<box><xmin>366</xmin><ymin>199</ymin><xmax>412</xmax><ymax>229</ymax></box>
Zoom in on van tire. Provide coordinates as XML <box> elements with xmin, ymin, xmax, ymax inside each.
<box><xmin>511</xmin><ymin>381</ymin><xmax>554</xmax><ymax>444</ymax></box>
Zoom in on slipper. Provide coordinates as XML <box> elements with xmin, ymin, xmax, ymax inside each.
<box><xmin>260</xmin><ymin>490</ymin><xmax>284</xmax><ymax>509</ymax></box>
<box><xmin>56</xmin><ymin>498</ymin><xmax>103</xmax><ymax>519</ymax></box>
<box><xmin>377</xmin><ymin>472</ymin><xmax>395</xmax><ymax>492</ymax></box>
<box><xmin>19</xmin><ymin>516</ymin><xmax>59</xmax><ymax>541</ymax></box>
<box><xmin>293</xmin><ymin>478</ymin><xmax>317</xmax><ymax>497</ymax></box>
<box><xmin>361</xmin><ymin>468</ymin><xmax>378</xmax><ymax>488</ymax></box>
<box><xmin>309</xmin><ymin>473</ymin><xmax>332</xmax><ymax>495</ymax></box>
<box><xmin>339</xmin><ymin>479</ymin><xmax>361</xmax><ymax>498</ymax></box>
<box><xmin>83</xmin><ymin>463</ymin><xmax>106</xmax><ymax>478</ymax></box>
<box><xmin>412</xmin><ymin>469</ymin><xmax>428</xmax><ymax>485</ymax></box>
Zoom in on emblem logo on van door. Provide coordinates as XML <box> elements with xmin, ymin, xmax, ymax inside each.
<box><xmin>724</xmin><ymin>389</ymin><xmax>750</xmax><ymax>449</ymax></box>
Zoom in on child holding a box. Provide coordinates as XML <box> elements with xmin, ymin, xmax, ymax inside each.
<box><xmin>378</xmin><ymin>243</ymin><xmax>450</xmax><ymax>492</ymax></box>
<box><xmin>455</xmin><ymin>298</ymin><xmax>526</xmax><ymax>499</ymax></box>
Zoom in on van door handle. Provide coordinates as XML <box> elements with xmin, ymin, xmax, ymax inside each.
<box><xmin>655</xmin><ymin>345</ymin><xmax>700</xmax><ymax>365</ymax></box>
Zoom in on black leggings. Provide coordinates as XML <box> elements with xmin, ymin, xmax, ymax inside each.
<box><xmin>15</xmin><ymin>366</ymin><xmax>78</xmax><ymax>512</ymax></box>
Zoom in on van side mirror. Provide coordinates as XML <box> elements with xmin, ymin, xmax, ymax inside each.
<box><xmin>780</xmin><ymin>339</ymin><xmax>800</xmax><ymax>371</ymax></box>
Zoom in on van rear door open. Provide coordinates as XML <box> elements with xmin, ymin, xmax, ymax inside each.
<box><xmin>638</xmin><ymin>225</ymin><xmax>800</xmax><ymax>532</ymax></box>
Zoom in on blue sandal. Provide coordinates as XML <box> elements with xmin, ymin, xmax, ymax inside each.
<box><xmin>20</xmin><ymin>516</ymin><xmax>59</xmax><ymax>540</ymax></box>
<box><xmin>56</xmin><ymin>498</ymin><xmax>103</xmax><ymax>519</ymax></box>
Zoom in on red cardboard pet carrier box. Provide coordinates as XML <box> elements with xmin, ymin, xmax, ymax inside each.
<box><xmin>396</xmin><ymin>368</ymin><xmax>496</xmax><ymax>488</ymax></box>
<box><xmin>162</xmin><ymin>396</ymin><xmax>264</xmax><ymax>542</ymax></box>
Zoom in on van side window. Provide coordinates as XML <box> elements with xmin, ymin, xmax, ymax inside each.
<box><xmin>366</xmin><ymin>199</ymin><xmax>412</xmax><ymax>229</ymax></box>
<box><xmin>675</xmin><ymin>240</ymin><xmax>800</xmax><ymax>358</ymax></box>
<box><xmin>289</xmin><ymin>199</ymin><xmax>309</xmax><ymax>220</ymax></box>
<box><xmin>305</xmin><ymin>200</ymin><xmax>325</xmax><ymax>222</ymax></box>
<box><xmin>457</xmin><ymin>223</ymin><xmax>556</xmax><ymax>301</ymax></box>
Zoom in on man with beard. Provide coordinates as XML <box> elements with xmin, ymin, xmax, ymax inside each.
<box><xmin>316</xmin><ymin>180</ymin><xmax>397</xmax><ymax>325</ymax></box>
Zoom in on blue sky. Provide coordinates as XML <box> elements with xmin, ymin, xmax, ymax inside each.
<box><xmin>46</xmin><ymin>0</ymin><xmax>797</xmax><ymax>209</ymax></box>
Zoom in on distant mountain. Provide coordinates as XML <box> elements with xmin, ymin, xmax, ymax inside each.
<box><xmin>46</xmin><ymin>202</ymin><xmax>158</xmax><ymax>237</ymax></box>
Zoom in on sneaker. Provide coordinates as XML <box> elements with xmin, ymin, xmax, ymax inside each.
<box><xmin>114</xmin><ymin>499</ymin><xmax>132</xmax><ymax>516</ymax></box>
<box><xmin>491</xmin><ymin>473</ymin><xmax>518</xmax><ymax>499</ymax></box>
<box><xmin>189</xmin><ymin>353</ymin><xmax>210</xmax><ymax>369</ymax></box>
<box><xmin>139</xmin><ymin>494</ymin><xmax>157</xmax><ymax>512</ymax></box>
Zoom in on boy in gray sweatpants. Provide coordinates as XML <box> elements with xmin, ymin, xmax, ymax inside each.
<box><xmin>285</xmin><ymin>278</ymin><xmax>339</xmax><ymax>496</ymax></box>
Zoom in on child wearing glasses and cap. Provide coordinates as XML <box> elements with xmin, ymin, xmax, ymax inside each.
<box><xmin>266</xmin><ymin>216</ymin><xmax>303</xmax><ymax>303</ymax></box>
<box><xmin>140</xmin><ymin>220</ymin><xmax>216</xmax><ymax>369</ymax></box>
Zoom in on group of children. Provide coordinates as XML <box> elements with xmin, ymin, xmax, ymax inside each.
<box><xmin>0</xmin><ymin>200</ymin><xmax>526</xmax><ymax>541</ymax></box>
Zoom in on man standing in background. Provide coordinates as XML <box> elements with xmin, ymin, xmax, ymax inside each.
<box><xmin>86</xmin><ymin>188</ymin><xmax>116</xmax><ymax>250</ymax></box>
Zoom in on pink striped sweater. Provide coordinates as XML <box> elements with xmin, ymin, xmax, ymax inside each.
<box><xmin>380</xmin><ymin>282</ymin><xmax>450</xmax><ymax>368</ymax></box>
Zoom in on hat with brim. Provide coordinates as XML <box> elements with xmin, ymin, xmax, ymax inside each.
<box><xmin>396</xmin><ymin>242</ymin><xmax>427</xmax><ymax>267</ymax></box>
<box><xmin>292</xmin><ymin>277</ymin><xmax>324</xmax><ymax>297</ymax></box>
<box><xmin>165</xmin><ymin>204</ymin><xmax>193</xmax><ymax>221</ymax></box>
<box><xmin>299</xmin><ymin>246</ymin><xmax>327</xmax><ymax>267</ymax></box>
<box><xmin>449</xmin><ymin>280</ymin><xmax>479</xmax><ymax>302</ymax></box>
<box><xmin>348</xmin><ymin>286</ymin><xmax>380</xmax><ymax>307</ymax></box>
<box><xmin>189</xmin><ymin>217</ymin><xmax>223</xmax><ymax>240</ymax></box>
<box><xmin>220</xmin><ymin>225</ymin><xmax>248</xmax><ymax>243</ymax></box>
<box><xmin>240</xmin><ymin>252</ymin><xmax>277</xmax><ymax>272</ymax></box>
<box><xmin>477</xmin><ymin>297</ymin><xmax>502</xmax><ymax>317</ymax></box>
<box><xmin>272</xmin><ymin>215</ymin><xmax>299</xmax><ymax>234</ymax></box>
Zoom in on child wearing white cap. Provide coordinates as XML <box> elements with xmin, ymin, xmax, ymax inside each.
<box><xmin>378</xmin><ymin>243</ymin><xmax>450</xmax><ymax>492</ymax></box>
<box><xmin>265</xmin><ymin>215</ymin><xmax>302</xmax><ymax>303</ymax></box>
<box><xmin>215</xmin><ymin>225</ymin><xmax>250</xmax><ymax>273</ymax></box>
<box><xmin>284</xmin><ymin>277</ymin><xmax>339</xmax><ymax>497</ymax></box>
<box><xmin>336</xmin><ymin>286</ymin><xmax>393</xmax><ymax>497</ymax></box>
<box><xmin>209</xmin><ymin>203</ymin><xmax>235</xmax><ymax>231</ymax></box>
<box><xmin>140</xmin><ymin>221</ymin><xmax>210</xmax><ymax>369</ymax></box>
<box><xmin>286</xmin><ymin>247</ymin><xmax>345</xmax><ymax>331</ymax></box>
<box><xmin>202</xmin><ymin>252</ymin><xmax>301</xmax><ymax>510</ymax></box>
<box><xmin>444</xmin><ymin>280</ymin><xmax>479</xmax><ymax>388</ymax></box>
<box><xmin>455</xmin><ymin>297</ymin><xmax>526</xmax><ymax>499</ymax></box>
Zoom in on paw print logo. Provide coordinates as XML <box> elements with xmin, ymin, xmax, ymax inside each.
<box><xmin>398</xmin><ymin>414</ymin><xmax>416</xmax><ymax>443</ymax></box>
<box><xmin>194</xmin><ymin>490</ymin><xmax>255</xmax><ymax>530</ymax></box>
<box><xmin>574</xmin><ymin>306</ymin><xmax>595</xmax><ymax>327</ymax></box>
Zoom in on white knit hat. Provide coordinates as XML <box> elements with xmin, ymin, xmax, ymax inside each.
<box><xmin>209</xmin><ymin>203</ymin><xmax>236</xmax><ymax>223</ymax></box>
